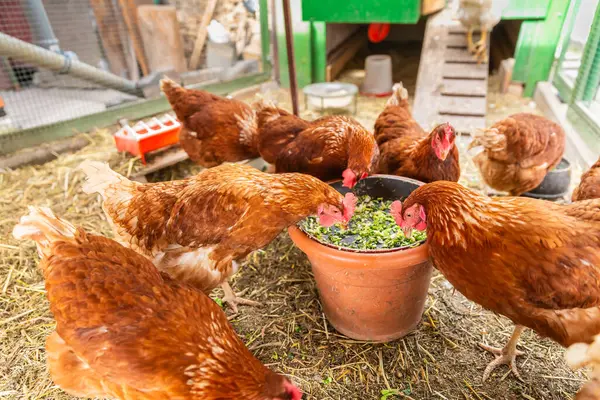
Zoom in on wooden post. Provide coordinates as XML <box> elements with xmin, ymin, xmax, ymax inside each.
<box><xmin>117</xmin><ymin>0</ymin><xmax>150</xmax><ymax>76</ymax></box>
<box><xmin>189</xmin><ymin>0</ymin><xmax>218</xmax><ymax>70</ymax></box>
<box><xmin>269</xmin><ymin>0</ymin><xmax>280</xmax><ymax>83</ymax></box>
<box><xmin>282</xmin><ymin>0</ymin><xmax>299</xmax><ymax>116</ymax></box>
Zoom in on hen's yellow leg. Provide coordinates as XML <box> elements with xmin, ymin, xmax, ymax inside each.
<box><xmin>475</xmin><ymin>29</ymin><xmax>488</xmax><ymax>48</ymax></box>
<box><xmin>472</xmin><ymin>29</ymin><xmax>489</xmax><ymax>64</ymax></box>
<box><xmin>467</xmin><ymin>27</ymin><xmax>476</xmax><ymax>53</ymax></box>
<box><xmin>479</xmin><ymin>325</ymin><xmax>526</xmax><ymax>382</ymax></box>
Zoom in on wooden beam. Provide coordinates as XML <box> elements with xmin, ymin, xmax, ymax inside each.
<box><xmin>90</xmin><ymin>0</ymin><xmax>129</xmax><ymax>78</ymax></box>
<box><xmin>137</xmin><ymin>5</ymin><xmax>187</xmax><ymax>73</ymax></box>
<box><xmin>442</xmin><ymin>63</ymin><xmax>487</xmax><ymax>79</ymax></box>
<box><xmin>441</xmin><ymin>79</ymin><xmax>487</xmax><ymax>96</ymax></box>
<box><xmin>117</xmin><ymin>0</ymin><xmax>150</xmax><ymax>76</ymax></box>
<box><xmin>326</xmin><ymin>30</ymin><xmax>364</xmax><ymax>82</ymax></box>
<box><xmin>189</xmin><ymin>0</ymin><xmax>218</xmax><ymax>70</ymax></box>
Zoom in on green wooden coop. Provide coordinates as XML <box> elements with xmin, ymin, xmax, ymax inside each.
<box><xmin>274</xmin><ymin>0</ymin><xmax>570</xmax><ymax>100</ymax></box>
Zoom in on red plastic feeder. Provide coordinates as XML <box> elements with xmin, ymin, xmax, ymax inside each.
<box><xmin>114</xmin><ymin>114</ymin><xmax>181</xmax><ymax>164</ymax></box>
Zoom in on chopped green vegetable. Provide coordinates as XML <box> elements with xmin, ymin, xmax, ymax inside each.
<box><xmin>300</xmin><ymin>195</ymin><xmax>426</xmax><ymax>251</ymax></box>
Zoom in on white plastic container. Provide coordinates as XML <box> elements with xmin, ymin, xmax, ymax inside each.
<box><xmin>362</xmin><ymin>54</ymin><xmax>393</xmax><ymax>96</ymax></box>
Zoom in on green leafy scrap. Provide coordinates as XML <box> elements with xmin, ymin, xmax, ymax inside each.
<box><xmin>300</xmin><ymin>195</ymin><xmax>426</xmax><ymax>251</ymax></box>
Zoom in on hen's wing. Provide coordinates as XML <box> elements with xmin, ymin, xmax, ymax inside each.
<box><xmin>257</xmin><ymin>115</ymin><xmax>311</xmax><ymax>164</ymax></box>
<box><xmin>274</xmin><ymin>123</ymin><xmax>346</xmax><ymax>179</ymax></box>
<box><xmin>377</xmin><ymin>135</ymin><xmax>419</xmax><ymax>175</ymax></box>
<box><xmin>474</xmin><ymin>114</ymin><xmax>564</xmax><ymax>168</ymax></box>
<box><xmin>487</xmin><ymin>198</ymin><xmax>600</xmax><ymax>344</ymax></box>
<box><xmin>374</xmin><ymin>107</ymin><xmax>423</xmax><ymax>146</ymax></box>
<box><xmin>163</xmin><ymin>165</ymin><xmax>290</xmax><ymax>266</ymax></box>
<box><xmin>42</xmin><ymin>233</ymin><xmax>204</xmax><ymax>397</ymax></box>
<box><xmin>573</xmin><ymin>159</ymin><xmax>600</xmax><ymax>201</ymax></box>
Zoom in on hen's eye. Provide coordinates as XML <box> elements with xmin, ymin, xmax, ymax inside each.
<box><xmin>407</xmin><ymin>213</ymin><xmax>412</xmax><ymax>218</ymax></box>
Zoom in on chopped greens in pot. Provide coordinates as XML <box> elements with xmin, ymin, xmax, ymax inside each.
<box><xmin>300</xmin><ymin>195</ymin><xmax>426</xmax><ymax>250</ymax></box>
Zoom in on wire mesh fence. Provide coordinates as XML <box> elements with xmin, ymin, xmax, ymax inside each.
<box><xmin>0</xmin><ymin>0</ymin><xmax>265</xmax><ymax>139</ymax></box>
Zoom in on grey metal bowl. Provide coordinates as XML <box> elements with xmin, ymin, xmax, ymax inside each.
<box><xmin>522</xmin><ymin>158</ymin><xmax>571</xmax><ymax>200</ymax></box>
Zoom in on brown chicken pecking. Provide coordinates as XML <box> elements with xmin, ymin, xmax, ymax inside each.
<box><xmin>392</xmin><ymin>181</ymin><xmax>600</xmax><ymax>382</ymax></box>
<box><xmin>12</xmin><ymin>206</ymin><xmax>302</xmax><ymax>400</ymax></box>
<box><xmin>375</xmin><ymin>83</ymin><xmax>460</xmax><ymax>183</ymax></box>
<box><xmin>254</xmin><ymin>100</ymin><xmax>311</xmax><ymax>165</ymax></box>
<box><xmin>253</xmin><ymin>103</ymin><xmax>379</xmax><ymax>188</ymax></box>
<box><xmin>468</xmin><ymin>113</ymin><xmax>566</xmax><ymax>196</ymax></box>
<box><xmin>566</xmin><ymin>335</ymin><xmax>600</xmax><ymax>400</ymax></box>
<box><xmin>79</xmin><ymin>161</ymin><xmax>356</xmax><ymax>312</ymax></box>
<box><xmin>161</xmin><ymin>77</ymin><xmax>259</xmax><ymax>167</ymax></box>
<box><xmin>573</xmin><ymin>157</ymin><xmax>600</xmax><ymax>201</ymax></box>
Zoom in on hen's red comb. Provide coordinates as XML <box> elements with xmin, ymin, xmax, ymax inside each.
<box><xmin>284</xmin><ymin>381</ymin><xmax>303</xmax><ymax>400</ymax></box>
<box><xmin>443</xmin><ymin>123</ymin><xmax>455</xmax><ymax>138</ymax></box>
<box><xmin>390</xmin><ymin>200</ymin><xmax>403</xmax><ymax>216</ymax></box>
<box><xmin>343</xmin><ymin>192</ymin><xmax>358</xmax><ymax>221</ymax></box>
<box><xmin>390</xmin><ymin>200</ymin><xmax>403</xmax><ymax>226</ymax></box>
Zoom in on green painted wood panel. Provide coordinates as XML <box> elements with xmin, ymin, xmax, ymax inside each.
<box><xmin>512</xmin><ymin>0</ymin><xmax>570</xmax><ymax>97</ymax></box>
<box><xmin>502</xmin><ymin>0</ymin><xmax>550</xmax><ymax>20</ymax></box>
<box><xmin>301</xmin><ymin>0</ymin><xmax>420</xmax><ymax>23</ymax></box>
<box><xmin>311</xmin><ymin>22</ymin><xmax>327</xmax><ymax>83</ymax></box>
<box><xmin>275</xmin><ymin>0</ymin><xmax>314</xmax><ymax>88</ymax></box>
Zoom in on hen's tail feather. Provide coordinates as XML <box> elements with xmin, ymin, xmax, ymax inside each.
<box><xmin>78</xmin><ymin>161</ymin><xmax>130</xmax><ymax>199</ymax></box>
<box><xmin>386</xmin><ymin>82</ymin><xmax>409</xmax><ymax>107</ymax></box>
<box><xmin>468</xmin><ymin>128</ymin><xmax>505</xmax><ymax>152</ymax></box>
<box><xmin>252</xmin><ymin>98</ymin><xmax>277</xmax><ymax>112</ymax></box>
<box><xmin>13</xmin><ymin>206</ymin><xmax>77</xmax><ymax>259</ymax></box>
<box><xmin>252</xmin><ymin>99</ymin><xmax>288</xmax><ymax>124</ymax></box>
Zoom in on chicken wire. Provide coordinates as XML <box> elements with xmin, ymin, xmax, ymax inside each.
<box><xmin>0</xmin><ymin>0</ymin><xmax>264</xmax><ymax>136</ymax></box>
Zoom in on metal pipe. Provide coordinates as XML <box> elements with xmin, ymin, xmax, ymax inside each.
<box><xmin>281</xmin><ymin>0</ymin><xmax>298</xmax><ymax>116</ymax></box>
<box><xmin>23</xmin><ymin>0</ymin><xmax>60</xmax><ymax>51</ymax></box>
<box><xmin>0</xmin><ymin>32</ymin><xmax>142</xmax><ymax>96</ymax></box>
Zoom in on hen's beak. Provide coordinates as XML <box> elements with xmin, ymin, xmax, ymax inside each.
<box><xmin>402</xmin><ymin>227</ymin><xmax>413</xmax><ymax>239</ymax></box>
<box><xmin>439</xmin><ymin>147</ymin><xmax>450</xmax><ymax>161</ymax></box>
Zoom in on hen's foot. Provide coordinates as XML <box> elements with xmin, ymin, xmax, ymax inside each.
<box><xmin>479</xmin><ymin>325</ymin><xmax>526</xmax><ymax>382</ymax></box>
<box><xmin>221</xmin><ymin>283</ymin><xmax>261</xmax><ymax>314</ymax></box>
<box><xmin>479</xmin><ymin>343</ymin><xmax>524</xmax><ymax>381</ymax></box>
<box><xmin>474</xmin><ymin>44</ymin><xmax>488</xmax><ymax>64</ymax></box>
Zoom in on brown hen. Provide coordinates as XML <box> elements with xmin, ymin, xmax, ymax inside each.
<box><xmin>79</xmin><ymin>161</ymin><xmax>356</xmax><ymax>312</ymax></box>
<box><xmin>374</xmin><ymin>83</ymin><xmax>460</xmax><ymax>183</ymax></box>
<box><xmin>468</xmin><ymin>113</ymin><xmax>566</xmax><ymax>195</ymax></box>
<box><xmin>12</xmin><ymin>207</ymin><xmax>302</xmax><ymax>400</ymax></box>
<box><xmin>393</xmin><ymin>181</ymin><xmax>600</xmax><ymax>381</ymax></box>
<box><xmin>254</xmin><ymin>101</ymin><xmax>311</xmax><ymax>165</ymax></box>
<box><xmin>161</xmin><ymin>77</ymin><xmax>259</xmax><ymax>167</ymax></box>
<box><xmin>573</xmin><ymin>157</ymin><xmax>600</xmax><ymax>201</ymax></box>
<box><xmin>567</xmin><ymin>335</ymin><xmax>600</xmax><ymax>400</ymax></box>
<box><xmin>253</xmin><ymin>103</ymin><xmax>378</xmax><ymax>188</ymax></box>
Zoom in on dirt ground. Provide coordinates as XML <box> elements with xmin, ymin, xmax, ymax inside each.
<box><xmin>0</xmin><ymin>58</ymin><xmax>589</xmax><ymax>398</ymax></box>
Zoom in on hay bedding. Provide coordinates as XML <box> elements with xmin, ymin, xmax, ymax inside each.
<box><xmin>0</xmin><ymin>82</ymin><xmax>588</xmax><ymax>399</ymax></box>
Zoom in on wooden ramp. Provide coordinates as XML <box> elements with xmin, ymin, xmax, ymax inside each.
<box><xmin>413</xmin><ymin>6</ymin><xmax>489</xmax><ymax>134</ymax></box>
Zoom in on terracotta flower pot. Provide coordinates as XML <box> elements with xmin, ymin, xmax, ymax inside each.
<box><xmin>288</xmin><ymin>175</ymin><xmax>433</xmax><ymax>342</ymax></box>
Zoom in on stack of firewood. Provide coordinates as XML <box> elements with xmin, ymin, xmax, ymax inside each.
<box><xmin>168</xmin><ymin>0</ymin><xmax>261</xmax><ymax>68</ymax></box>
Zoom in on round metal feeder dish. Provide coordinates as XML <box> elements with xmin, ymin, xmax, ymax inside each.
<box><xmin>522</xmin><ymin>158</ymin><xmax>571</xmax><ymax>200</ymax></box>
<box><xmin>303</xmin><ymin>82</ymin><xmax>358</xmax><ymax>114</ymax></box>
